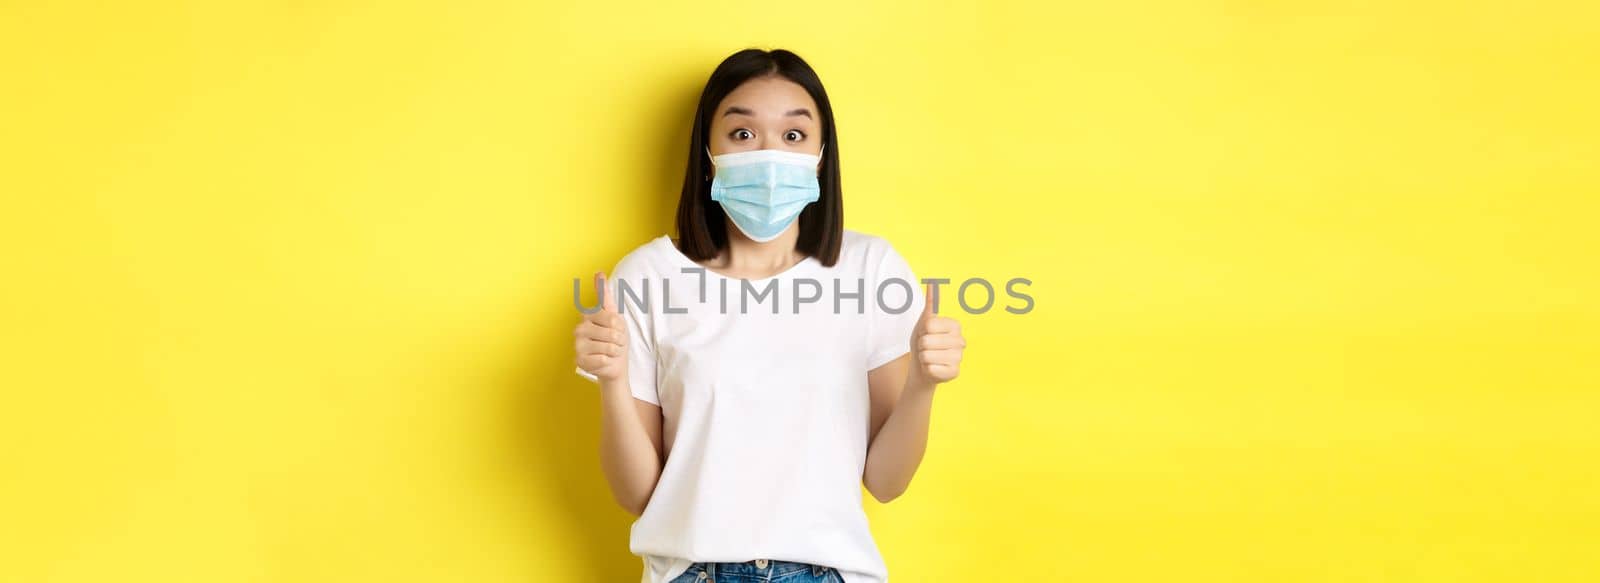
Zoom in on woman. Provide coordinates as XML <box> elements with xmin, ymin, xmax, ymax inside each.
<box><xmin>574</xmin><ymin>48</ymin><xmax>966</xmax><ymax>583</ymax></box>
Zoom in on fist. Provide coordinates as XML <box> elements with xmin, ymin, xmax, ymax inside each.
<box><xmin>911</xmin><ymin>283</ymin><xmax>965</xmax><ymax>385</ymax></box>
<box><xmin>575</xmin><ymin>271</ymin><xmax>628</xmax><ymax>384</ymax></box>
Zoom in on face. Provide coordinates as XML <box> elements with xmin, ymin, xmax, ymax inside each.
<box><xmin>707</xmin><ymin>76</ymin><xmax>824</xmax><ymax>167</ymax></box>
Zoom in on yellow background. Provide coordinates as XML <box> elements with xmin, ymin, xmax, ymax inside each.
<box><xmin>3</xmin><ymin>1</ymin><xmax>1597</xmax><ymax>581</ymax></box>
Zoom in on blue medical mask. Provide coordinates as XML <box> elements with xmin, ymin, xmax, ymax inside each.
<box><xmin>707</xmin><ymin>145</ymin><xmax>825</xmax><ymax>242</ymax></box>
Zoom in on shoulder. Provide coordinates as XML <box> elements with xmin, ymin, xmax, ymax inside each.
<box><xmin>835</xmin><ymin>229</ymin><xmax>912</xmax><ymax>275</ymax></box>
<box><xmin>610</xmin><ymin>235</ymin><xmax>677</xmax><ymax>280</ymax></box>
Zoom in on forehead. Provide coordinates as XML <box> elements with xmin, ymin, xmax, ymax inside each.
<box><xmin>713</xmin><ymin>76</ymin><xmax>819</xmax><ymax>121</ymax></box>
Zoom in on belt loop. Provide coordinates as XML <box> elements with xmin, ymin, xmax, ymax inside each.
<box><xmin>811</xmin><ymin>564</ymin><xmax>824</xmax><ymax>576</ymax></box>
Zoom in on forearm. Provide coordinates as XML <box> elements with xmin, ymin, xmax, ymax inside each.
<box><xmin>597</xmin><ymin>380</ymin><xmax>662</xmax><ymax>515</ymax></box>
<box><xmin>862</xmin><ymin>377</ymin><xmax>937</xmax><ymax>502</ymax></box>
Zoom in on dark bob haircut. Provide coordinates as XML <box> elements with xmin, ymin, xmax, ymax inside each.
<box><xmin>674</xmin><ymin>48</ymin><xmax>844</xmax><ymax>267</ymax></box>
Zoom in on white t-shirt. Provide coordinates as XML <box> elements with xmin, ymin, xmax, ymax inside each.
<box><xmin>575</xmin><ymin>229</ymin><xmax>924</xmax><ymax>583</ymax></box>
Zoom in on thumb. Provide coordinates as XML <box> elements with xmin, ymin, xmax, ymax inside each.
<box><xmin>597</xmin><ymin>271</ymin><xmax>617</xmax><ymax>313</ymax></box>
<box><xmin>921</xmin><ymin>282</ymin><xmax>936</xmax><ymax>320</ymax></box>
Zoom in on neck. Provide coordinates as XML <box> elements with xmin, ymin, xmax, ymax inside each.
<box><xmin>709</xmin><ymin>221</ymin><xmax>805</xmax><ymax>279</ymax></box>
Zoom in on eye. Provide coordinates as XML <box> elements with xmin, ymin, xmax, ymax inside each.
<box><xmin>784</xmin><ymin>130</ymin><xmax>806</xmax><ymax>142</ymax></box>
<box><xmin>730</xmin><ymin>128</ymin><xmax>754</xmax><ymax>141</ymax></box>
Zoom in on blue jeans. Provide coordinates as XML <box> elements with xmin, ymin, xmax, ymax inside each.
<box><xmin>668</xmin><ymin>559</ymin><xmax>843</xmax><ymax>583</ymax></box>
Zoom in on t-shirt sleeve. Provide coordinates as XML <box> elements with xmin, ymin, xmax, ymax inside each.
<box><xmin>574</xmin><ymin>252</ymin><xmax>660</xmax><ymax>406</ymax></box>
<box><xmin>867</xmin><ymin>241</ymin><xmax>925</xmax><ymax>371</ymax></box>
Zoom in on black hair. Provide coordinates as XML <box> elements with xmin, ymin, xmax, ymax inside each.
<box><xmin>674</xmin><ymin>48</ymin><xmax>843</xmax><ymax>267</ymax></box>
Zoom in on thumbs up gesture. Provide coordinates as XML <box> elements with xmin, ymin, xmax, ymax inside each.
<box><xmin>911</xmin><ymin>283</ymin><xmax>965</xmax><ymax>385</ymax></box>
<box><xmin>575</xmin><ymin>271</ymin><xmax>629</xmax><ymax>384</ymax></box>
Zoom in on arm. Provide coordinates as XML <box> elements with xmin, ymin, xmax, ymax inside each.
<box><xmin>862</xmin><ymin>284</ymin><xmax>965</xmax><ymax>503</ymax></box>
<box><xmin>862</xmin><ymin>354</ymin><xmax>937</xmax><ymax>503</ymax></box>
<box><xmin>577</xmin><ymin>271</ymin><xmax>665</xmax><ymax>516</ymax></box>
<box><xmin>597</xmin><ymin>380</ymin><xmax>664</xmax><ymax>516</ymax></box>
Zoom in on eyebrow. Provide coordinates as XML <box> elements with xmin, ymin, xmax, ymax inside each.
<box><xmin>721</xmin><ymin>106</ymin><xmax>814</xmax><ymax>120</ymax></box>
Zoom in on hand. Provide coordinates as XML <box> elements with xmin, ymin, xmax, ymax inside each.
<box><xmin>910</xmin><ymin>283</ymin><xmax>964</xmax><ymax>386</ymax></box>
<box><xmin>575</xmin><ymin>271</ymin><xmax>629</xmax><ymax>384</ymax></box>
